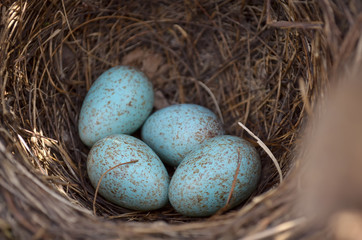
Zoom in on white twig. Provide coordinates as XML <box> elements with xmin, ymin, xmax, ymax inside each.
<box><xmin>240</xmin><ymin>217</ymin><xmax>306</xmax><ymax>240</ymax></box>
<box><xmin>238</xmin><ymin>122</ymin><xmax>283</xmax><ymax>183</ymax></box>
<box><xmin>197</xmin><ymin>81</ymin><xmax>224</xmax><ymax>124</ymax></box>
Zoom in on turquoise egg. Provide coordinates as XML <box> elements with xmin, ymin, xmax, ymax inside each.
<box><xmin>79</xmin><ymin>66</ymin><xmax>154</xmax><ymax>147</ymax></box>
<box><xmin>141</xmin><ymin>104</ymin><xmax>224</xmax><ymax>166</ymax></box>
<box><xmin>168</xmin><ymin>135</ymin><xmax>261</xmax><ymax>217</ymax></box>
<box><xmin>87</xmin><ymin>134</ymin><xmax>169</xmax><ymax>211</ymax></box>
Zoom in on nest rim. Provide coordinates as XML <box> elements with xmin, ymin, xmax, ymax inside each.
<box><xmin>1</xmin><ymin>0</ymin><xmax>355</xmax><ymax>239</ymax></box>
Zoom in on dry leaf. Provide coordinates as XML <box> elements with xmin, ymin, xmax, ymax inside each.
<box><xmin>121</xmin><ymin>48</ymin><xmax>144</xmax><ymax>65</ymax></box>
<box><xmin>121</xmin><ymin>48</ymin><xmax>166</xmax><ymax>79</ymax></box>
<box><xmin>154</xmin><ymin>90</ymin><xmax>169</xmax><ymax>110</ymax></box>
<box><xmin>142</xmin><ymin>53</ymin><xmax>163</xmax><ymax>78</ymax></box>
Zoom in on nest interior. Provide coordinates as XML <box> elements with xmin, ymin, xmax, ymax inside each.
<box><xmin>0</xmin><ymin>0</ymin><xmax>360</xmax><ymax>239</ymax></box>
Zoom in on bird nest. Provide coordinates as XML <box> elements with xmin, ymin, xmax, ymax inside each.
<box><xmin>0</xmin><ymin>0</ymin><xmax>360</xmax><ymax>239</ymax></box>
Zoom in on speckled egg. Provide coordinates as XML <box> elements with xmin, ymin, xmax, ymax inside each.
<box><xmin>79</xmin><ymin>66</ymin><xmax>154</xmax><ymax>147</ymax></box>
<box><xmin>87</xmin><ymin>134</ymin><xmax>169</xmax><ymax>211</ymax></box>
<box><xmin>141</xmin><ymin>104</ymin><xmax>224</xmax><ymax>166</ymax></box>
<box><xmin>168</xmin><ymin>135</ymin><xmax>261</xmax><ymax>217</ymax></box>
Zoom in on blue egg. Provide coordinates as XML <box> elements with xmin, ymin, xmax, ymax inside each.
<box><xmin>168</xmin><ymin>135</ymin><xmax>261</xmax><ymax>217</ymax></box>
<box><xmin>79</xmin><ymin>66</ymin><xmax>154</xmax><ymax>147</ymax></box>
<box><xmin>87</xmin><ymin>134</ymin><xmax>169</xmax><ymax>211</ymax></box>
<box><xmin>141</xmin><ymin>104</ymin><xmax>224</xmax><ymax>166</ymax></box>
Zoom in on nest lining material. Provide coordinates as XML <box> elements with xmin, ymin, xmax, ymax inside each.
<box><xmin>0</xmin><ymin>0</ymin><xmax>359</xmax><ymax>239</ymax></box>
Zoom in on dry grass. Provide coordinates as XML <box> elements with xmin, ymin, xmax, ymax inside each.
<box><xmin>0</xmin><ymin>0</ymin><xmax>360</xmax><ymax>239</ymax></box>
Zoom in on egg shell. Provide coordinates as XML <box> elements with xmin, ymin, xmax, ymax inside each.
<box><xmin>168</xmin><ymin>135</ymin><xmax>261</xmax><ymax>217</ymax></box>
<box><xmin>141</xmin><ymin>104</ymin><xmax>224</xmax><ymax>166</ymax></box>
<box><xmin>87</xmin><ymin>134</ymin><xmax>169</xmax><ymax>211</ymax></box>
<box><xmin>79</xmin><ymin>66</ymin><xmax>154</xmax><ymax>147</ymax></box>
